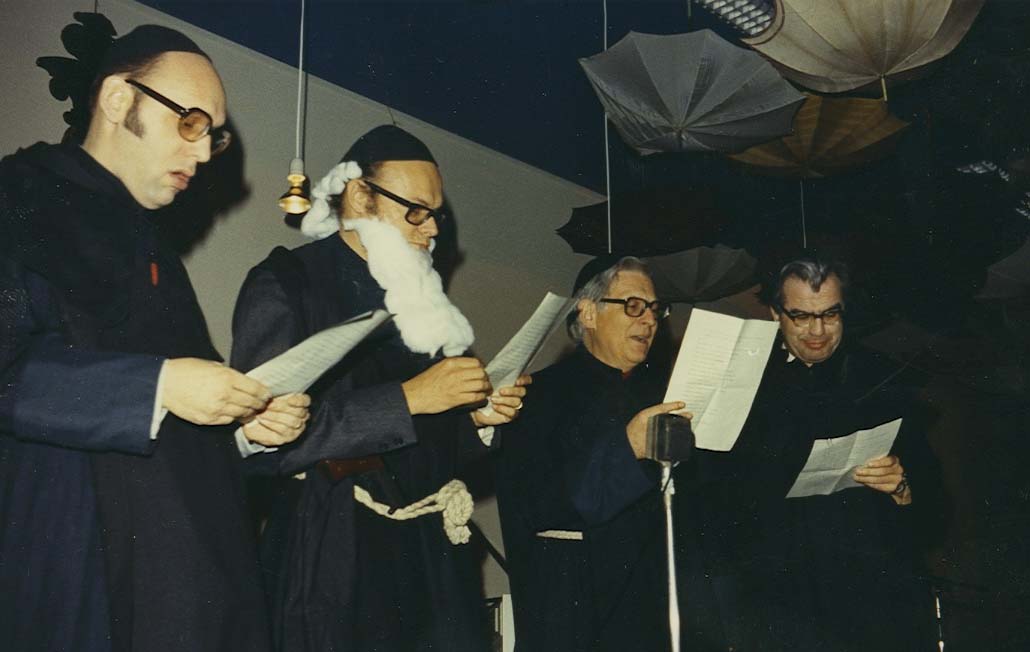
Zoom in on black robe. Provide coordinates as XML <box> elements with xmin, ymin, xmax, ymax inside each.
<box><xmin>495</xmin><ymin>346</ymin><xmax>673</xmax><ymax>652</ymax></box>
<box><xmin>0</xmin><ymin>143</ymin><xmax>268</xmax><ymax>652</ymax></box>
<box><xmin>231</xmin><ymin>235</ymin><xmax>493</xmax><ymax>652</ymax></box>
<box><xmin>680</xmin><ymin>341</ymin><xmax>942</xmax><ymax>652</ymax></box>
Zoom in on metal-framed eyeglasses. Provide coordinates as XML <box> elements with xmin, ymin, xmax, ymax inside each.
<box><xmin>363</xmin><ymin>180</ymin><xmax>447</xmax><ymax>226</ymax></box>
<box><xmin>599</xmin><ymin>297</ymin><xmax>671</xmax><ymax>320</ymax></box>
<box><xmin>124</xmin><ymin>79</ymin><xmax>232</xmax><ymax>155</ymax></box>
<box><xmin>780</xmin><ymin>305</ymin><xmax>844</xmax><ymax>327</ymax></box>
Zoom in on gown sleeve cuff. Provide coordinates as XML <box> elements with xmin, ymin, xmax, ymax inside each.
<box><xmin>150</xmin><ymin>360</ymin><xmax>170</xmax><ymax>439</ymax></box>
<box><xmin>235</xmin><ymin>426</ymin><xmax>279</xmax><ymax>457</ymax></box>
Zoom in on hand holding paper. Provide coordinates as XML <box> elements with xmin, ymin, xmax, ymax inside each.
<box><xmin>470</xmin><ymin>374</ymin><xmax>532</xmax><ymax>427</ymax></box>
<box><xmin>479</xmin><ymin>292</ymin><xmax>573</xmax><ymax>418</ymax></box>
<box><xmin>240</xmin><ymin>393</ymin><xmax>312</xmax><ymax>446</ymax></box>
<box><xmin>853</xmin><ymin>454</ymin><xmax>909</xmax><ymax>504</ymax></box>
<box><xmin>786</xmin><ymin>418</ymin><xmax>902</xmax><ymax>498</ymax></box>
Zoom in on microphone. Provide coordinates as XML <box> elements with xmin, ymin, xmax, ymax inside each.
<box><xmin>644</xmin><ymin>413</ymin><xmax>695</xmax><ymax>462</ymax></box>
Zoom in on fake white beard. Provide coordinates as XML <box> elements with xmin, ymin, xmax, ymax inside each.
<box><xmin>343</xmin><ymin>217</ymin><xmax>474</xmax><ymax>357</ymax></box>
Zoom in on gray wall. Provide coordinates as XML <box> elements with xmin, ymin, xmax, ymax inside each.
<box><xmin>0</xmin><ymin>0</ymin><xmax>603</xmax><ymax>597</ymax></box>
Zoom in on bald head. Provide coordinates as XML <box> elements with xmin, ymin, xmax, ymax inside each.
<box><xmin>83</xmin><ymin>51</ymin><xmax>227</xmax><ymax>209</ymax></box>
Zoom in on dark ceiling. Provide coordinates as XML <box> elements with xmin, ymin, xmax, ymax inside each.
<box><xmin>137</xmin><ymin>0</ymin><xmax>734</xmax><ymax>192</ymax></box>
<box><xmin>134</xmin><ymin>0</ymin><xmax>1030</xmax><ymax>327</ymax></box>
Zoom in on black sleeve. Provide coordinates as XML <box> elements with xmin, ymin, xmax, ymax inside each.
<box><xmin>0</xmin><ymin>256</ymin><xmax>161</xmax><ymax>454</ymax></box>
<box><xmin>230</xmin><ymin>261</ymin><xmax>417</xmax><ymax>475</ymax></box>
<box><xmin>497</xmin><ymin>371</ymin><xmax>654</xmax><ymax>530</ymax></box>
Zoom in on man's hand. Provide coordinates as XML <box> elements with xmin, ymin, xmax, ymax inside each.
<box><xmin>161</xmin><ymin>358</ymin><xmax>271</xmax><ymax>426</ymax></box>
<box><xmin>626</xmin><ymin>402</ymin><xmax>689</xmax><ymax>459</ymax></box>
<box><xmin>853</xmin><ymin>455</ymin><xmax>911</xmax><ymax>506</ymax></box>
<box><xmin>402</xmin><ymin>357</ymin><xmax>493</xmax><ymax>415</ymax></box>
<box><xmin>471</xmin><ymin>374</ymin><xmax>533</xmax><ymax>427</ymax></box>
<box><xmin>241</xmin><ymin>393</ymin><xmax>312</xmax><ymax>446</ymax></box>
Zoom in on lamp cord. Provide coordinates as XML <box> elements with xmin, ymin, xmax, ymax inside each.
<box><xmin>603</xmin><ymin>0</ymin><xmax>612</xmax><ymax>254</ymax></box>
<box><xmin>294</xmin><ymin>0</ymin><xmax>306</xmax><ymax>161</ymax></box>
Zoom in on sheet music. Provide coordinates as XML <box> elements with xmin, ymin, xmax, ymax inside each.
<box><xmin>247</xmin><ymin>310</ymin><xmax>391</xmax><ymax>396</ymax></box>
<box><xmin>786</xmin><ymin>418</ymin><xmax>902</xmax><ymax>498</ymax></box>
<box><xmin>485</xmin><ymin>292</ymin><xmax>574</xmax><ymax>389</ymax></box>
<box><xmin>663</xmin><ymin>309</ymin><xmax>779</xmax><ymax>451</ymax></box>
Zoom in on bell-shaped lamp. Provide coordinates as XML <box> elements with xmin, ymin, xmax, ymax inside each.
<box><xmin>278</xmin><ymin>157</ymin><xmax>311</xmax><ymax>214</ymax></box>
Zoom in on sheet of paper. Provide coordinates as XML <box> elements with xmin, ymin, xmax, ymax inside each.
<box><xmin>786</xmin><ymin>418</ymin><xmax>902</xmax><ymax>498</ymax></box>
<box><xmin>246</xmin><ymin>310</ymin><xmax>391</xmax><ymax>396</ymax></box>
<box><xmin>662</xmin><ymin>309</ymin><xmax>779</xmax><ymax>451</ymax></box>
<box><xmin>485</xmin><ymin>292</ymin><xmax>574</xmax><ymax>389</ymax></box>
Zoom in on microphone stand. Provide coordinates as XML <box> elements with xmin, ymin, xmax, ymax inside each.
<box><xmin>662</xmin><ymin>461</ymin><xmax>681</xmax><ymax>652</ymax></box>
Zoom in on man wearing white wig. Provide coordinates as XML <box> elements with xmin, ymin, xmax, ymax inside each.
<box><xmin>231</xmin><ymin>125</ymin><xmax>529</xmax><ymax>652</ymax></box>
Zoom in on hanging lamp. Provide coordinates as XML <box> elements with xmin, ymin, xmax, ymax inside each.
<box><xmin>278</xmin><ymin>0</ymin><xmax>311</xmax><ymax>214</ymax></box>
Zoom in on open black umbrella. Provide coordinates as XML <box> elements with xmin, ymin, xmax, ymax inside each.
<box><xmin>579</xmin><ymin>30</ymin><xmax>805</xmax><ymax>155</ymax></box>
<box><xmin>646</xmin><ymin>245</ymin><xmax>757</xmax><ymax>303</ymax></box>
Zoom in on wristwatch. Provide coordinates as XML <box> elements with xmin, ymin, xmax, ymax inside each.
<box><xmin>892</xmin><ymin>472</ymin><xmax>909</xmax><ymax>497</ymax></box>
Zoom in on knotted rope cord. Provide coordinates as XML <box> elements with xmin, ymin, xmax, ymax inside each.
<box><xmin>353</xmin><ymin>478</ymin><xmax>475</xmax><ymax>545</ymax></box>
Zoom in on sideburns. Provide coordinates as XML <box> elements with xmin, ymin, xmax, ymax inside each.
<box><xmin>363</xmin><ymin>190</ymin><xmax>378</xmax><ymax>216</ymax></box>
<box><xmin>123</xmin><ymin>94</ymin><xmax>145</xmax><ymax>138</ymax></box>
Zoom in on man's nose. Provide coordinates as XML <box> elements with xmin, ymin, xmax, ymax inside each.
<box><xmin>640</xmin><ymin>307</ymin><xmax>658</xmax><ymax>326</ymax></box>
<box><xmin>190</xmin><ymin>135</ymin><xmax>212</xmax><ymax>163</ymax></box>
<box><xmin>809</xmin><ymin>316</ymin><xmax>826</xmax><ymax>335</ymax></box>
<box><xmin>419</xmin><ymin>217</ymin><xmax>439</xmax><ymax>238</ymax></box>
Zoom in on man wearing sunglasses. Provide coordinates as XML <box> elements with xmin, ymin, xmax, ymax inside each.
<box><xmin>683</xmin><ymin>254</ymin><xmax>941</xmax><ymax>651</ymax></box>
<box><xmin>496</xmin><ymin>256</ymin><xmax>688</xmax><ymax>652</ymax></box>
<box><xmin>0</xmin><ymin>25</ymin><xmax>308</xmax><ymax>652</ymax></box>
<box><xmin>231</xmin><ymin>125</ymin><xmax>529</xmax><ymax>652</ymax></box>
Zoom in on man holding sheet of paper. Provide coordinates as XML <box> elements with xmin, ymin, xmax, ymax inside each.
<box><xmin>684</xmin><ymin>254</ymin><xmax>942</xmax><ymax>652</ymax></box>
<box><xmin>231</xmin><ymin>125</ymin><xmax>528</xmax><ymax>652</ymax></box>
<box><xmin>0</xmin><ymin>27</ymin><xmax>312</xmax><ymax>652</ymax></box>
<box><xmin>496</xmin><ymin>256</ymin><xmax>690</xmax><ymax>652</ymax></box>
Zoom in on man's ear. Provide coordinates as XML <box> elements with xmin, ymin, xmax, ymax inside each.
<box><xmin>578</xmin><ymin>299</ymin><xmax>597</xmax><ymax>330</ymax></box>
<box><xmin>342</xmin><ymin>179</ymin><xmax>375</xmax><ymax>217</ymax></box>
<box><xmin>769</xmin><ymin>305</ymin><xmax>780</xmax><ymax>321</ymax></box>
<box><xmin>94</xmin><ymin>76</ymin><xmax>134</xmax><ymax>125</ymax></box>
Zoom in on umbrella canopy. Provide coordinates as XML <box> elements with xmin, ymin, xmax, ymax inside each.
<box><xmin>728</xmin><ymin>95</ymin><xmax>908</xmax><ymax>178</ymax></box>
<box><xmin>579</xmin><ymin>30</ymin><xmax>806</xmax><ymax>155</ymax></box>
<box><xmin>645</xmin><ymin>245</ymin><xmax>757</xmax><ymax>303</ymax></box>
<box><xmin>557</xmin><ymin>187</ymin><xmax>726</xmax><ymax>256</ymax></box>
<box><xmin>744</xmin><ymin>0</ymin><xmax>986</xmax><ymax>94</ymax></box>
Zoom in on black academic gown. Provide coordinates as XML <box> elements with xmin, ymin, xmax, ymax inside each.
<box><xmin>681</xmin><ymin>341</ymin><xmax>941</xmax><ymax>652</ymax></box>
<box><xmin>231</xmin><ymin>236</ymin><xmax>493</xmax><ymax>652</ymax></box>
<box><xmin>495</xmin><ymin>346</ymin><xmax>672</xmax><ymax>652</ymax></box>
<box><xmin>0</xmin><ymin>143</ymin><xmax>268</xmax><ymax>652</ymax></box>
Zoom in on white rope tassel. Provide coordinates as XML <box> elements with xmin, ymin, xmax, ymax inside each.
<box><xmin>353</xmin><ymin>478</ymin><xmax>474</xmax><ymax>545</ymax></box>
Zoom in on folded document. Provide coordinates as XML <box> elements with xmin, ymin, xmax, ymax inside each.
<box><xmin>786</xmin><ymin>418</ymin><xmax>902</xmax><ymax>498</ymax></box>
<box><xmin>246</xmin><ymin>310</ymin><xmax>392</xmax><ymax>396</ymax></box>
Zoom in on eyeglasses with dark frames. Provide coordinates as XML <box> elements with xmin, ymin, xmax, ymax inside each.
<box><xmin>124</xmin><ymin>79</ymin><xmax>232</xmax><ymax>155</ymax></box>
<box><xmin>780</xmin><ymin>305</ymin><xmax>844</xmax><ymax>327</ymax></box>
<box><xmin>363</xmin><ymin>179</ymin><xmax>447</xmax><ymax>226</ymax></box>
<box><xmin>599</xmin><ymin>297</ymin><xmax>671</xmax><ymax>319</ymax></box>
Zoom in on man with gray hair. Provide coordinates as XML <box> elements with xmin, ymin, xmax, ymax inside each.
<box><xmin>496</xmin><ymin>256</ymin><xmax>686</xmax><ymax>652</ymax></box>
<box><xmin>684</xmin><ymin>252</ymin><xmax>939</xmax><ymax>651</ymax></box>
